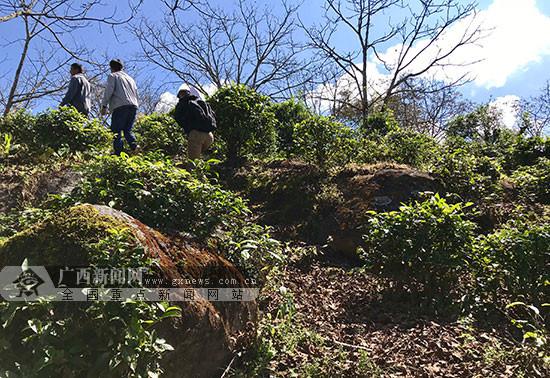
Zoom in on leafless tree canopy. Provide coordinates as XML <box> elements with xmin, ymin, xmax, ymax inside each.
<box><xmin>304</xmin><ymin>0</ymin><xmax>483</xmax><ymax>124</ymax></box>
<box><xmin>133</xmin><ymin>0</ymin><xmax>319</xmax><ymax>99</ymax></box>
<box><xmin>0</xmin><ymin>0</ymin><xmax>142</xmax><ymax>115</ymax></box>
<box><xmin>387</xmin><ymin>78</ymin><xmax>474</xmax><ymax>139</ymax></box>
<box><xmin>520</xmin><ymin>80</ymin><xmax>550</xmax><ymax>137</ymax></box>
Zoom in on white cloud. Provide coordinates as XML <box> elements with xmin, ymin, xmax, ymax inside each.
<box><xmin>154</xmin><ymin>92</ymin><xmax>178</xmax><ymax>114</ymax></box>
<box><xmin>154</xmin><ymin>83</ymin><xmax>219</xmax><ymax>114</ymax></box>
<box><xmin>377</xmin><ymin>0</ymin><xmax>550</xmax><ymax>89</ymax></box>
<box><xmin>489</xmin><ymin>95</ymin><xmax>521</xmax><ymax>129</ymax></box>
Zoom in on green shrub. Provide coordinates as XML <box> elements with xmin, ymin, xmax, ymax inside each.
<box><xmin>360</xmin><ymin>194</ymin><xmax>476</xmax><ymax>294</ymax></box>
<box><xmin>34</xmin><ymin>106</ymin><xmax>111</xmax><ymax>152</ymax></box>
<box><xmin>208</xmin><ymin>85</ymin><xmax>277</xmax><ymax>164</ymax></box>
<box><xmin>134</xmin><ymin>113</ymin><xmax>186</xmax><ymax>155</ymax></box>
<box><xmin>362</xmin><ymin>109</ymin><xmax>399</xmax><ymax>135</ymax></box>
<box><xmin>70</xmin><ymin>154</ymin><xmax>248</xmax><ymax>238</ymax></box>
<box><xmin>383</xmin><ymin>129</ymin><xmax>439</xmax><ymax>168</ymax></box>
<box><xmin>271</xmin><ymin>98</ymin><xmax>312</xmax><ymax>157</ymax></box>
<box><xmin>504</xmin><ymin>135</ymin><xmax>549</xmax><ymax>170</ymax></box>
<box><xmin>473</xmin><ymin>219</ymin><xmax>549</xmax><ymax>305</ymax></box>
<box><xmin>510</xmin><ymin>158</ymin><xmax>550</xmax><ymax>204</ymax></box>
<box><xmin>0</xmin><ymin>110</ymin><xmax>37</xmax><ymax>147</ymax></box>
<box><xmin>431</xmin><ymin>139</ymin><xmax>502</xmax><ymax>200</ymax></box>
<box><xmin>293</xmin><ymin>115</ymin><xmax>357</xmax><ymax>168</ymax></box>
<box><xmin>216</xmin><ymin>223</ymin><xmax>284</xmax><ymax>283</ymax></box>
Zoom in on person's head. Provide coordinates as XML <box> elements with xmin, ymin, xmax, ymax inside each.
<box><xmin>109</xmin><ymin>59</ymin><xmax>124</xmax><ymax>73</ymax></box>
<box><xmin>70</xmin><ymin>63</ymin><xmax>83</xmax><ymax>76</ymax></box>
<box><xmin>177</xmin><ymin>83</ymin><xmax>191</xmax><ymax>99</ymax></box>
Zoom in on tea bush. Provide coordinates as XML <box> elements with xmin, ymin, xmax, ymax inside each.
<box><xmin>383</xmin><ymin>129</ymin><xmax>439</xmax><ymax>168</ymax></box>
<box><xmin>0</xmin><ymin>107</ymin><xmax>111</xmax><ymax>154</ymax></box>
<box><xmin>293</xmin><ymin>115</ymin><xmax>357</xmax><ymax>168</ymax></box>
<box><xmin>431</xmin><ymin>138</ymin><xmax>502</xmax><ymax>201</ymax></box>
<box><xmin>271</xmin><ymin>98</ymin><xmax>312</xmax><ymax>157</ymax></box>
<box><xmin>71</xmin><ymin>154</ymin><xmax>248</xmax><ymax>237</ymax></box>
<box><xmin>360</xmin><ymin>194</ymin><xmax>476</xmax><ymax>294</ymax></box>
<box><xmin>216</xmin><ymin>223</ymin><xmax>284</xmax><ymax>283</ymax></box>
<box><xmin>362</xmin><ymin>109</ymin><xmax>399</xmax><ymax>135</ymax></box>
<box><xmin>473</xmin><ymin>219</ymin><xmax>549</xmax><ymax>305</ymax></box>
<box><xmin>35</xmin><ymin>106</ymin><xmax>111</xmax><ymax>152</ymax></box>
<box><xmin>510</xmin><ymin>158</ymin><xmax>550</xmax><ymax>204</ymax></box>
<box><xmin>0</xmin><ymin>110</ymin><xmax>36</xmax><ymax>144</ymax></box>
<box><xmin>208</xmin><ymin>85</ymin><xmax>278</xmax><ymax>164</ymax></box>
<box><xmin>134</xmin><ymin>113</ymin><xmax>186</xmax><ymax>155</ymax></box>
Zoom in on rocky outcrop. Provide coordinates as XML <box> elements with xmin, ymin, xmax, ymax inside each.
<box><xmin>330</xmin><ymin>164</ymin><xmax>444</xmax><ymax>257</ymax></box>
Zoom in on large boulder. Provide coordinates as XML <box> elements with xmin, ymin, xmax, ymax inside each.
<box><xmin>0</xmin><ymin>204</ymin><xmax>256</xmax><ymax>377</ymax></box>
<box><xmin>330</xmin><ymin>164</ymin><xmax>443</xmax><ymax>256</ymax></box>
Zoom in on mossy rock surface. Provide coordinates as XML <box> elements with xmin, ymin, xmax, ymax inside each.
<box><xmin>0</xmin><ymin>204</ymin><xmax>132</xmax><ymax>267</ymax></box>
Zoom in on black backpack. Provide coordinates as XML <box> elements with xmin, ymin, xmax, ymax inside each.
<box><xmin>189</xmin><ymin>99</ymin><xmax>217</xmax><ymax>133</ymax></box>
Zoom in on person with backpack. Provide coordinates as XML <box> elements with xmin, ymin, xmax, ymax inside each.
<box><xmin>173</xmin><ymin>84</ymin><xmax>216</xmax><ymax>160</ymax></box>
<box><xmin>100</xmin><ymin>59</ymin><xmax>139</xmax><ymax>155</ymax></box>
<box><xmin>60</xmin><ymin>63</ymin><xmax>92</xmax><ymax>116</ymax></box>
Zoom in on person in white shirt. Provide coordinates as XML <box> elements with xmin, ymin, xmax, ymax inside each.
<box><xmin>101</xmin><ymin>59</ymin><xmax>139</xmax><ymax>155</ymax></box>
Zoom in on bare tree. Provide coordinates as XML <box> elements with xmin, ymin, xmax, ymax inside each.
<box><xmin>0</xmin><ymin>0</ymin><xmax>142</xmax><ymax>115</ymax></box>
<box><xmin>387</xmin><ymin>78</ymin><xmax>474</xmax><ymax>139</ymax></box>
<box><xmin>519</xmin><ymin>80</ymin><xmax>550</xmax><ymax>137</ymax></box>
<box><xmin>133</xmin><ymin>0</ymin><xmax>319</xmax><ymax>99</ymax></box>
<box><xmin>303</xmin><ymin>0</ymin><xmax>483</xmax><ymax>127</ymax></box>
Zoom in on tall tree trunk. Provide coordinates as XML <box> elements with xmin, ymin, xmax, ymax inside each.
<box><xmin>4</xmin><ymin>17</ymin><xmax>31</xmax><ymax>116</ymax></box>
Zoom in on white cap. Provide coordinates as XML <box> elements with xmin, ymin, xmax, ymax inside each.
<box><xmin>178</xmin><ymin>83</ymin><xmax>191</xmax><ymax>92</ymax></box>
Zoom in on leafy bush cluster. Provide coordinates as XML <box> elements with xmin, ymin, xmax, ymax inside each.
<box><xmin>359</xmin><ymin>195</ymin><xmax>549</xmax><ymax>313</ymax></box>
<box><xmin>208</xmin><ymin>84</ymin><xmax>278</xmax><ymax>164</ymax></box>
<box><xmin>360</xmin><ymin>194</ymin><xmax>476</xmax><ymax>294</ymax></box>
<box><xmin>292</xmin><ymin>115</ymin><xmax>357</xmax><ymax>168</ymax></box>
<box><xmin>70</xmin><ymin>154</ymin><xmax>248</xmax><ymax>238</ymax></box>
<box><xmin>0</xmin><ymin>107</ymin><xmax>111</xmax><ymax>157</ymax></box>
<box><xmin>133</xmin><ymin>113</ymin><xmax>186</xmax><ymax>155</ymax></box>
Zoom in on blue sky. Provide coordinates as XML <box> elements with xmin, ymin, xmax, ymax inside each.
<box><xmin>1</xmin><ymin>0</ymin><xmax>549</xmax><ymax>118</ymax></box>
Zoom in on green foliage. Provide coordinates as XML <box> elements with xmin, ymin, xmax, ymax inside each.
<box><xmin>473</xmin><ymin>219</ymin><xmax>549</xmax><ymax>305</ymax></box>
<box><xmin>35</xmin><ymin>106</ymin><xmax>111</xmax><ymax>152</ymax></box>
<box><xmin>446</xmin><ymin>104</ymin><xmax>502</xmax><ymax>143</ymax></box>
<box><xmin>0</xmin><ymin>110</ymin><xmax>37</xmax><ymax>148</ymax></box>
<box><xmin>362</xmin><ymin>109</ymin><xmax>399</xmax><ymax>135</ymax></box>
<box><xmin>360</xmin><ymin>194</ymin><xmax>476</xmax><ymax>293</ymax></box>
<box><xmin>293</xmin><ymin>115</ymin><xmax>357</xmax><ymax>168</ymax></box>
<box><xmin>0</xmin><ymin>107</ymin><xmax>111</xmax><ymax>156</ymax></box>
<box><xmin>383</xmin><ymin>129</ymin><xmax>439</xmax><ymax>168</ymax></box>
<box><xmin>506</xmin><ymin>302</ymin><xmax>549</xmax><ymax>350</ymax></box>
<box><xmin>431</xmin><ymin>138</ymin><xmax>502</xmax><ymax>200</ymax></box>
<box><xmin>133</xmin><ymin>113</ymin><xmax>186</xmax><ymax>155</ymax></box>
<box><xmin>510</xmin><ymin>158</ymin><xmax>550</xmax><ymax>204</ymax></box>
<box><xmin>217</xmin><ymin>223</ymin><xmax>284</xmax><ymax>282</ymax></box>
<box><xmin>271</xmin><ymin>98</ymin><xmax>312</xmax><ymax>157</ymax></box>
<box><xmin>71</xmin><ymin>154</ymin><xmax>248</xmax><ymax>237</ymax></box>
<box><xmin>208</xmin><ymin>85</ymin><xmax>278</xmax><ymax>163</ymax></box>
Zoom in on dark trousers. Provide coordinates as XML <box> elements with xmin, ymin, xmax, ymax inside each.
<box><xmin>110</xmin><ymin>105</ymin><xmax>138</xmax><ymax>155</ymax></box>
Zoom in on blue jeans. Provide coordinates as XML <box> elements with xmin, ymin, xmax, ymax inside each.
<box><xmin>110</xmin><ymin>105</ymin><xmax>138</xmax><ymax>155</ymax></box>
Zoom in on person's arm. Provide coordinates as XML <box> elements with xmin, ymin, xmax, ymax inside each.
<box><xmin>100</xmin><ymin>74</ymin><xmax>115</xmax><ymax>113</ymax></box>
<box><xmin>60</xmin><ymin>77</ymin><xmax>78</xmax><ymax>106</ymax></box>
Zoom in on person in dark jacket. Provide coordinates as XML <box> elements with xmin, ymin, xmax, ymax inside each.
<box><xmin>60</xmin><ymin>63</ymin><xmax>92</xmax><ymax>116</ymax></box>
<box><xmin>173</xmin><ymin>84</ymin><xmax>215</xmax><ymax>159</ymax></box>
